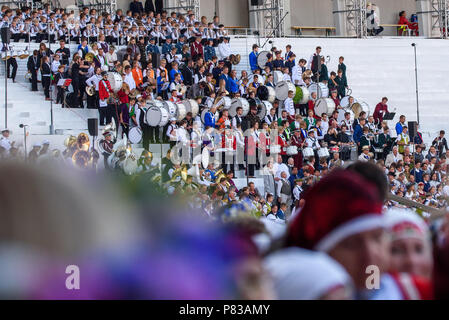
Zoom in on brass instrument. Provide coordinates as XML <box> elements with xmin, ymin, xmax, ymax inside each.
<box><xmin>230</xmin><ymin>54</ymin><xmax>241</xmax><ymax>65</ymax></box>
<box><xmin>302</xmin><ymin>69</ymin><xmax>313</xmax><ymax>81</ymax></box>
<box><xmin>84</xmin><ymin>52</ymin><xmax>95</xmax><ymax>62</ymax></box>
<box><xmin>1</xmin><ymin>51</ymin><xmax>11</xmax><ymax>61</ymax></box>
<box><xmin>86</xmin><ymin>85</ymin><xmax>96</xmax><ymax>96</ymax></box>
<box><xmin>77</xmin><ymin>132</ymin><xmax>91</xmax><ymax>151</ymax></box>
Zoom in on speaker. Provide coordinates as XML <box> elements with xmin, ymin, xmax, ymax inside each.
<box><xmin>88</xmin><ymin>118</ymin><xmax>98</xmax><ymax>137</ymax></box>
<box><xmin>250</xmin><ymin>0</ymin><xmax>263</xmax><ymax>6</ymax></box>
<box><xmin>408</xmin><ymin>121</ymin><xmax>418</xmax><ymax>138</ymax></box>
<box><xmin>152</xmin><ymin>52</ymin><xmax>160</xmax><ymax>69</ymax></box>
<box><xmin>1</xmin><ymin>27</ymin><xmax>11</xmax><ymax>45</ymax></box>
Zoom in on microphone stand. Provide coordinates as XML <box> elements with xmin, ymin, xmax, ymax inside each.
<box><xmin>261</xmin><ymin>11</ymin><xmax>290</xmax><ymax>49</ymax></box>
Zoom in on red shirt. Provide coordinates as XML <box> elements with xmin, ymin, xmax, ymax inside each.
<box><xmin>373</xmin><ymin>102</ymin><xmax>389</xmax><ymax>124</ymax></box>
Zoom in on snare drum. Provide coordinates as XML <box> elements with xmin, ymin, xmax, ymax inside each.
<box><xmin>107</xmin><ymin>72</ymin><xmax>123</xmax><ymax>93</ymax></box>
<box><xmin>374</xmin><ymin>148</ymin><xmax>384</xmax><ymax>153</ymax></box>
<box><xmin>128</xmin><ymin>126</ymin><xmax>143</xmax><ymax>144</ymax></box>
<box><xmin>273</xmin><ymin>70</ymin><xmax>284</xmax><ymax>85</ymax></box>
<box><xmin>317</xmin><ymin>147</ymin><xmax>330</xmax><ymax>158</ymax></box>
<box><xmin>162</xmin><ymin>100</ymin><xmax>177</xmax><ymax>117</ymax></box>
<box><xmin>302</xmin><ymin>147</ymin><xmax>314</xmax><ymax>158</ymax></box>
<box><xmin>286</xmin><ymin>146</ymin><xmax>298</xmax><ymax>155</ymax></box>
<box><xmin>275</xmin><ymin>81</ymin><xmax>296</xmax><ymax>101</ymax></box>
<box><xmin>314</xmin><ymin>98</ymin><xmax>336</xmax><ymax>116</ymax></box>
<box><xmin>145</xmin><ymin>106</ymin><xmax>169</xmax><ymax>127</ymax></box>
<box><xmin>270</xmin><ymin>145</ymin><xmax>281</xmax><ymax>154</ymax></box>
<box><xmin>183</xmin><ymin>99</ymin><xmax>199</xmax><ymax>117</ymax></box>
<box><xmin>176</xmin><ymin>102</ymin><xmax>187</xmax><ymax>121</ymax></box>
<box><xmin>229</xmin><ymin>97</ymin><xmax>250</xmax><ymax>117</ymax></box>
<box><xmin>308</xmin><ymin>82</ymin><xmax>329</xmax><ymax>99</ymax></box>
<box><xmin>257</xmin><ymin>100</ymin><xmax>273</xmax><ymax>120</ymax></box>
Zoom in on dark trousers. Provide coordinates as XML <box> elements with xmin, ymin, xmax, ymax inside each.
<box><xmin>299</xmin><ymin>103</ymin><xmax>308</xmax><ymax>116</ymax></box>
<box><xmin>30</xmin><ymin>69</ymin><xmax>38</xmax><ymax>91</ymax></box>
<box><xmin>149</xmin><ymin>126</ymin><xmax>160</xmax><ymax>143</ymax></box>
<box><xmin>56</xmin><ymin>86</ymin><xmax>64</xmax><ymax>104</ymax></box>
<box><xmin>78</xmin><ymin>79</ymin><xmax>86</xmax><ymax>108</ymax></box>
<box><xmin>87</xmin><ymin>92</ymin><xmax>98</xmax><ymax>109</ymax></box>
<box><xmin>121</xmin><ymin>123</ymin><xmax>129</xmax><ymax>138</ymax></box>
<box><xmin>142</xmin><ymin>125</ymin><xmax>151</xmax><ymax>150</ymax></box>
<box><xmin>42</xmin><ymin>76</ymin><xmax>51</xmax><ymax>98</ymax></box>
<box><xmin>98</xmin><ymin>105</ymin><xmax>112</xmax><ymax>126</ymax></box>
<box><xmin>7</xmin><ymin>58</ymin><xmax>17</xmax><ymax>81</ymax></box>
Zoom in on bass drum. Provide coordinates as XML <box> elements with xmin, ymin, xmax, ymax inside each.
<box><xmin>201</xmin><ymin>108</ymin><xmax>220</xmax><ymax>124</ymax></box>
<box><xmin>146</xmin><ymin>106</ymin><xmax>169</xmax><ymax>127</ymax></box>
<box><xmin>337</xmin><ymin>108</ymin><xmax>355</xmax><ymax>125</ymax></box>
<box><xmin>176</xmin><ymin>102</ymin><xmax>187</xmax><ymax>121</ymax></box>
<box><xmin>128</xmin><ymin>126</ymin><xmax>143</xmax><ymax>144</ymax></box>
<box><xmin>273</xmin><ymin>70</ymin><xmax>284</xmax><ymax>85</ymax></box>
<box><xmin>352</xmin><ymin>101</ymin><xmax>370</xmax><ymax>119</ymax></box>
<box><xmin>256</xmin><ymin>85</ymin><xmax>276</xmax><ymax>103</ymax></box>
<box><xmin>257</xmin><ymin>100</ymin><xmax>273</xmax><ymax>120</ymax></box>
<box><xmin>229</xmin><ymin>98</ymin><xmax>250</xmax><ymax>117</ymax></box>
<box><xmin>257</xmin><ymin>50</ymin><xmax>270</xmax><ymax>69</ymax></box>
<box><xmin>146</xmin><ymin>99</ymin><xmax>165</xmax><ymax>109</ymax></box>
<box><xmin>340</xmin><ymin>96</ymin><xmax>357</xmax><ymax>108</ymax></box>
<box><xmin>218</xmin><ymin>96</ymin><xmax>232</xmax><ymax>110</ymax></box>
<box><xmin>162</xmin><ymin>100</ymin><xmax>177</xmax><ymax>117</ymax></box>
<box><xmin>293</xmin><ymin>86</ymin><xmax>310</xmax><ymax>105</ymax></box>
<box><xmin>183</xmin><ymin>99</ymin><xmax>199</xmax><ymax>118</ymax></box>
<box><xmin>275</xmin><ymin>81</ymin><xmax>296</xmax><ymax>101</ymax></box>
<box><xmin>248</xmin><ymin>73</ymin><xmax>264</xmax><ymax>85</ymax></box>
<box><xmin>308</xmin><ymin>82</ymin><xmax>329</xmax><ymax>99</ymax></box>
<box><xmin>107</xmin><ymin>72</ymin><xmax>123</xmax><ymax>93</ymax></box>
<box><xmin>314</xmin><ymin>98</ymin><xmax>336</xmax><ymax>117</ymax></box>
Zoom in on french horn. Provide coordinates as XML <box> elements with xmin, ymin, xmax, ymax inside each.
<box><xmin>84</xmin><ymin>52</ymin><xmax>95</xmax><ymax>62</ymax></box>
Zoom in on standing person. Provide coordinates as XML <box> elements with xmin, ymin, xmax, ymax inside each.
<box><xmin>155</xmin><ymin>0</ymin><xmax>163</xmax><ymax>14</ymax></box>
<box><xmin>432</xmin><ymin>130</ymin><xmax>449</xmax><ymax>156</ymax></box>
<box><xmin>98</xmin><ymin>71</ymin><xmax>112</xmax><ymax>126</ymax></box>
<box><xmin>40</xmin><ymin>55</ymin><xmax>52</xmax><ymax>101</ymax></box>
<box><xmin>27</xmin><ymin>50</ymin><xmax>40</xmax><ymax>91</ymax></box>
<box><xmin>100</xmin><ymin>131</ymin><xmax>114</xmax><ymax>169</ymax></box>
<box><xmin>190</xmin><ymin>35</ymin><xmax>203</xmax><ymax>62</ymax></box>
<box><xmin>335</xmin><ymin>69</ymin><xmax>347</xmax><ymax>100</ymax></box>
<box><xmin>373</xmin><ymin>97</ymin><xmax>389</xmax><ymax>126</ymax></box>
<box><xmin>145</xmin><ymin>0</ymin><xmax>155</xmax><ymax>13</ymax></box>
<box><xmin>85</xmin><ymin>67</ymin><xmax>102</xmax><ymax>109</ymax></box>
<box><xmin>395</xmin><ymin>115</ymin><xmax>406</xmax><ymax>136</ymax></box>
<box><xmin>130</xmin><ymin>0</ymin><xmax>144</xmax><ymax>16</ymax></box>
<box><xmin>53</xmin><ymin>65</ymin><xmax>66</xmax><ymax>105</ymax></box>
<box><xmin>55</xmin><ymin>39</ymin><xmax>70</xmax><ymax>66</ymax></box>
<box><xmin>249</xmin><ymin>44</ymin><xmax>259</xmax><ymax>72</ymax></box>
<box><xmin>308</xmin><ymin>46</ymin><xmax>322</xmax><ymax>82</ymax></box>
<box><xmin>338</xmin><ymin>56</ymin><xmax>347</xmax><ymax>84</ymax></box>
<box><xmin>6</xmin><ymin>46</ymin><xmax>17</xmax><ymax>83</ymax></box>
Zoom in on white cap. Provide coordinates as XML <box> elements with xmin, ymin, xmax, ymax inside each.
<box><xmin>42</xmin><ymin>139</ymin><xmax>50</xmax><ymax>145</ymax></box>
<box><xmin>33</xmin><ymin>142</ymin><xmax>41</xmax><ymax>148</ymax></box>
<box><xmin>170</xmin><ymin>117</ymin><xmax>177</xmax><ymax>121</ymax></box>
<box><xmin>264</xmin><ymin>247</ymin><xmax>353</xmax><ymax>300</ymax></box>
<box><xmin>1</xmin><ymin>128</ymin><xmax>9</xmax><ymax>133</ymax></box>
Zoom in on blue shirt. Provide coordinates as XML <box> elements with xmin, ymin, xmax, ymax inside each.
<box><xmin>146</xmin><ymin>43</ymin><xmax>160</xmax><ymax>54</ymax></box>
<box><xmin>169</xmin><ymin>68</ymin><xmax>184</xmax><ymax>82</ymax></box>
<box><xmin>162</xmin><ymin>43</ymin><xmax>173</xmax><ymax>55</ymax></box>
<box><xmin>157</xmin><ymin>76</ymin><xmax>167</xmax><ymax>93</ymax></box>
<box><xmin>204</xmin><ymin>111</ymin><xmax>216</xmax><ymax>128</ymax></box>
<box><xmin>411</xmin><ymin>168</ymin><xmax>423</xmax><ymax>183</ymax></box>
<box><xmin>249</xmin><ymin>51</ymin><xmax>258</xmax><ymax>71</ymax></box>
<box><xmin>276</xmin><ymin>209</ymin><xmax>285</xmax><ymax>220</ymax></box>
<box><xmin>353</xmin><ymin>124</ymin><xmax>363</xmax><ymax>143</ymax></box>
<box><xmin>227</xmin><ymin>77</ymin><xmax>239</xmax><ymax>93</ymax></box>
<box><xmin>395</xmin><ymin>122</ymin><xmax>404</xmax><ymax>136</ymax></box>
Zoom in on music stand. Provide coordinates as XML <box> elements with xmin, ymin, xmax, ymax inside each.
<box><xmin>383</xmin><ymin>112</ymin><xmax>396</xmax><ymax>121</ymax></box>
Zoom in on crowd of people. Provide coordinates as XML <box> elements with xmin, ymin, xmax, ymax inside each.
<box><xmin>1</xmin><ymin>4</ymin><xmax>449</xmax><ymax>301</ymax></box>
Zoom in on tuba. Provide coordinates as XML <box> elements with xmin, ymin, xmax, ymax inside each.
<box><xmin>86</xmin><ymin>85</ymin><xmax>96</xmax><ymax>96</ymax></box>
<box><xmin>230</xmin><ymin>54</ymin><xmax>241</xmax><ymax>65</ymax></box>
<box><xmin>302</xmin><ymin>69</ymin><xmax>313</xmax><ymax>81</ymax></box>
<box><xmin>84</xmin><ymin>52</ymin><xmax>95</xmax><ymax>62</ymax></box>
<box><xmin>176</xmin><ymin>83</ymin><xmax>187</xmax><ymax>96</ymax></box>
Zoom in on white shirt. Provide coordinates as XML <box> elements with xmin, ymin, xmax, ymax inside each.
<box><xmin>0</xmin><ymin>136</ymin><xmax>12</xmax><ymax>153</ymax></box>
<box><xmin>124</xmin><ymin>72</ymin><xmax>136</xmax><ymax>91</ymax></box>
<box><xmin>85</xmin><ymin>74</ymin><xmax>102</xmax><ymax>90</ymax></box>
<box><xmin>284</xmin><ymin>97</ymin><xmax>295</xmax><ymax>116</ymax></box>
<box><xmin>291</xmin><ymin>65</ymin><xmax>305</xmax><ymax>86</ymax></box>
<box><xmin>218</xmin><ymin>42</ymin><xmax>231</xmax><ymax>59</ymax></box>
<box><xmin>293</xmin><ymin>185</ymin><xmax>303</xmax><ymax>201</ymax></box>
<box><xmin>275</xmin><ymin>162</ymin><xmax>290</xmax><ymax>179</ymax></box>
